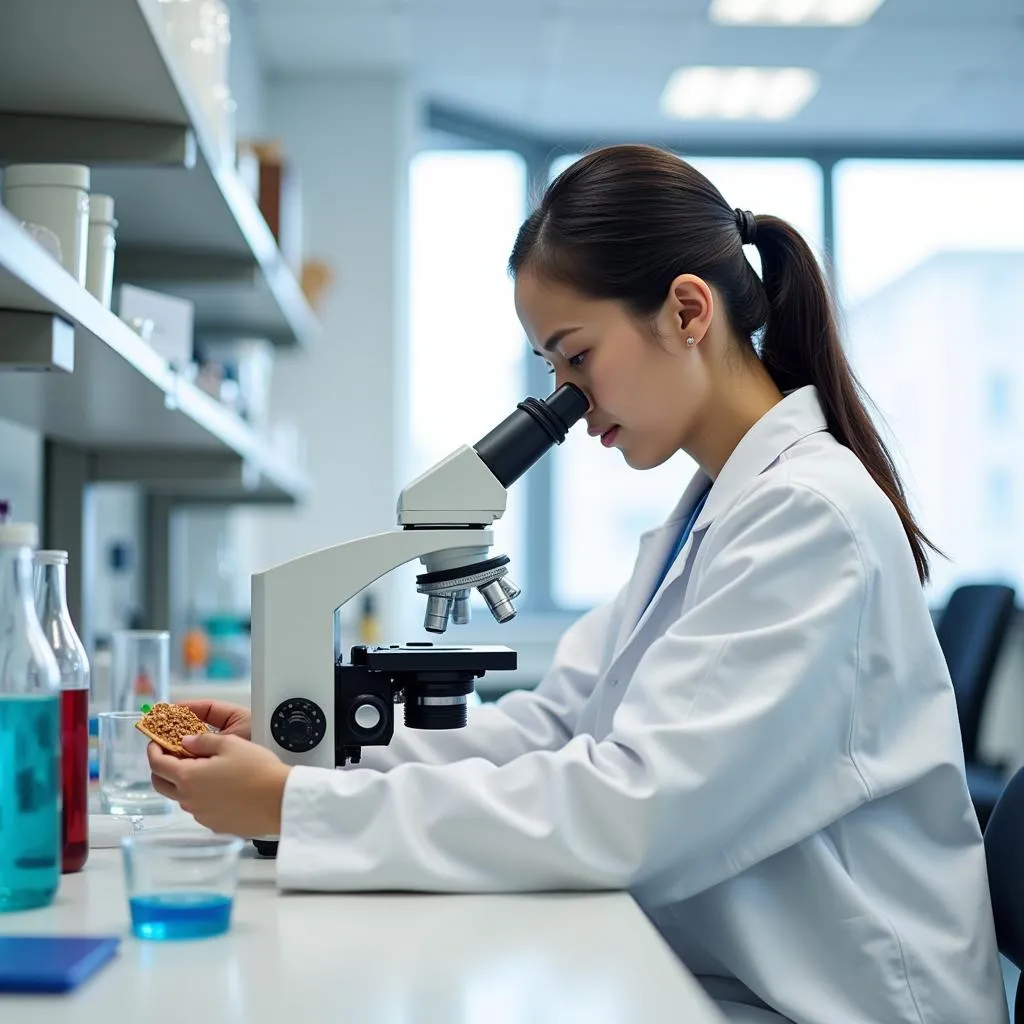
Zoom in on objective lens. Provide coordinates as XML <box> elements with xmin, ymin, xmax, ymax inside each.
<box><xmin>423</xmin><ymin>593</ymin><xmax>453</xmax><ymax>633</ymax></box>
<box><xmin>479</xmin><ymin>579</ymin><xmax>517</xmax><ymax>623</ymax></box>
<box><xmin>451</xmin><ymin>590</ymin><xmax>472</xmax><ymax>625</ymax></box>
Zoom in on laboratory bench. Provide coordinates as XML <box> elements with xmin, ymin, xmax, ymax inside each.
<box><xmin>0</xmin><ymin>839</ymin><xmax>725</xmax><ymax>1023</ymax></box>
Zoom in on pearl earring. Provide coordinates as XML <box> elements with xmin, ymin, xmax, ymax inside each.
<box><xmin>686</xmin><ymin>336</ymin><xmax>696</xmax><ymax>347</ymax></box>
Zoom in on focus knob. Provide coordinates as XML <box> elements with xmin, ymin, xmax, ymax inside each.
<box><xmin>270</xmin><ymin>698</ymin><xmax>327</xmax><ymax>753</ymax></box>
<box><xmin>284</xmin><ymin>713</ymin><xmax>312</xmax><ymax>745</ymax></box>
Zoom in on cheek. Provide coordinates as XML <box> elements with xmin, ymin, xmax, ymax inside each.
<box><xmin>588</xmin><ymin>350</ymin><xmax>642</xmax><ymax>408</ymax></box>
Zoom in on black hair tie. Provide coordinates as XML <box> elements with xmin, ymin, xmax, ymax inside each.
<box><xmin>734</xmin><ymin>208</ymin><xmax>757</xmax><ymax>246</ymax></box>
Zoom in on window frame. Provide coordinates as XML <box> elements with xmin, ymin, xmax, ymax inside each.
<box><xmin>419</xmin><ymin>105</ymin><xmax>1024</xmax><ymax>620</ymax></box>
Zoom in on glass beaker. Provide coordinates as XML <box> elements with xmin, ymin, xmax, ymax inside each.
<box><xmin>111</xmin><ymin>630</ymin><xmax>169</xmax><ymax>713</ymax></box>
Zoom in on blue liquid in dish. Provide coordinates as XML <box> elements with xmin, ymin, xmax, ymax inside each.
<box><xmin>0</xmin><ymin>694</ymin><xmax>60</xmax><ymax>912</ymax></box>
<box><xmin>129</xmin><ymin>893</ymin><xmax>233</xmax><ymax>940</ymax></box>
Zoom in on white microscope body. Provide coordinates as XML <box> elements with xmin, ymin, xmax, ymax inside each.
<box><xmin>249</xmin><ymin>384</ymin><xmax>588</xmax><ymax>818</ymax></box>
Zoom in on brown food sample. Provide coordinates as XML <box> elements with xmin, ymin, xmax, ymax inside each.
<box><xmin>135</xmin><ymin>703</ymin><xmax>209</xmax><ymax>757</ymax></box>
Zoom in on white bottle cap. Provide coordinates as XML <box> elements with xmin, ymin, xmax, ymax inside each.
<box><xmin>35</xmin><ymin>549</ymin><xmax>68</xmax><ymax>565</ymax></box>
<box><xmin>0</xmin><ymin>521</ymin><xmax>39</xmax><ymax>547</ymax></box>
<box><xmin>3</xmin><ymin>163</ymin><xmax>91</xmax><ymax>191</ymax></box>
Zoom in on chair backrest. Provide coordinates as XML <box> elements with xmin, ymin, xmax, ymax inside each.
<box><xmin>936</xmin><ymin>584</ymin><xmax>1016</xmax><ymax>763</ymax></box>
<box><xmin>985</xmin><ymin>766</ymin><xmax>1024</xmax><ymax>1021</ymax></box>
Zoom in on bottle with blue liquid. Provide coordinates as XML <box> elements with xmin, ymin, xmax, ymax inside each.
<box><xmin>0</xmin><ymin>505</ymin><xmax>62</xmax><ymax>912</ymax></box>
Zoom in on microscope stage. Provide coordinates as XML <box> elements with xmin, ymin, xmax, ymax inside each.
<box><xmin>349</xmin><ymin>643</ymin><xmax>517</xmax><ymax>672</ymax></box>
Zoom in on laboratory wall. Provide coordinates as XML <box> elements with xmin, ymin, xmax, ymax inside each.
<box><xmin>0</xmin><ymin>419</ymin><xmax>41</xmax><ymax>527</ymax></box>
<box><xmin>233</xmin><ymin>72</ymin><xmax>417</xmax><ymax>642</ymax></box>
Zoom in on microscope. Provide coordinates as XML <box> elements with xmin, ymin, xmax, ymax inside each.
<box><xmin>249</xmin><ymin>383</ymin><xmax>588</xmax><ymax>856</ymax></box>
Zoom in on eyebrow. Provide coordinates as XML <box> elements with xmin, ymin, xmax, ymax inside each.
<box><xmin>533</xmin><ymin>327</ymin><xmax>582</xmax><ymax>355</ymax></box>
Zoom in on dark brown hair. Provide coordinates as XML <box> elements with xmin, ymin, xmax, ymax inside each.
<box><xmin>509</xmin><ymin>144</ymin><xmax>935</xmax><ymax>583</ymax></box>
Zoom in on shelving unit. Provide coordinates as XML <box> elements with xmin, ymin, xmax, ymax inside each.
<box><xmin>0</xmin><ymin>0</ymin><xmax>317</xmax><ymax>640</ymax></box>
<box><xmin>0</xmin><ymin>0</ymin><xmax>319</xmax><ymax>348</ymax></box>
<box><xmin>0</xmin><ymin>210</ymin><xmax>305</xmax><ymax>503</ymax></box>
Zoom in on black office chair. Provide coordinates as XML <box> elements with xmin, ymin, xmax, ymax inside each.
<box><xmin>936</xmin><ymin>584</ymin><xmax>1016</xmax><ymax>828</ymax></box>
<box><xmin>984</xmin><ymin>766</ymin><xmax>1024</xmax><ymax>1023</ymax></box>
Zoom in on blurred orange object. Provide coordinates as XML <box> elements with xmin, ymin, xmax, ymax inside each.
<box><xmin>182</xmin><ymin>627</ymin><xmax>210</xmax><ymax>676</ymax></box>
<box><xmin>301</xmin><ymin>259</ymin><xmax>333</xmax><ymax>311</ymax></box>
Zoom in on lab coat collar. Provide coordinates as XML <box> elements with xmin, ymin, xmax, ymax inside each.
<box><xmin>611</xmin><ymin>387</ymin><xmax>828</xmax><ymax>655</ymax></box>
<box><xmin>690</xmin><ymin>385</ymin><xmax>827</xmax><ymax>532</ymax></box>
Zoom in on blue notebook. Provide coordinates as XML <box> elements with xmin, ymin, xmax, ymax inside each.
<box><xmin>0</xmin><ymin>935</ymin><xmax>120</xmax><ymax>993</ymax></box>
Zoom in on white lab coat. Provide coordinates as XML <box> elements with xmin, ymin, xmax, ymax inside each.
<box><xmin>277</xmin><ymin>387</ymin><xmax>1008</xmax><ymax>1024</ymax></box>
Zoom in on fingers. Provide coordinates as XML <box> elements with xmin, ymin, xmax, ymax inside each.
<box><xmin>147</xmin><ymin>741</ymin><xmax>179</xmax><ymax>779</ymax></box>
<box><xmin>151</xmin><ymin>774</ymin><xmax>178</xmax><ymax>800</ymax></box>
<box><xmin>181</xmin><ymin>700</ymin><xmax>247</xmax><ymax>732</ymax></box>
<box><xmin>223</xmin><ymin>712</ymin><xmax>252</xmax><ymax>739</ymax></box>
<box><xmin>181</xmin><ymin>731</ymin><xmax>232</xmax><ymax>757</ymax></box>
<box><xmin>180</xmin><ymin>699</ymin><xmax>216</xmax><ymax>722</ymax></box>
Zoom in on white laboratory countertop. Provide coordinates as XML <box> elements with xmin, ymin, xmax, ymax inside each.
<box><xmin>0</xmin><ymin>840</ymin><xmax>725</xmax><ymax>1024</ymax></box>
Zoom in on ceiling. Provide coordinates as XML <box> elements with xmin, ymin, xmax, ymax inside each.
<box><xmin>240</xmin><ymin>0</ymin><xmax>1024</xmax><ymax>148</ymax></box>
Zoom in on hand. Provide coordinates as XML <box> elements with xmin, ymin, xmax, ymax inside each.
<box><xmin>148</xmin><ymin>733</ymin><xmax>291</xmax><ymax>837</ymax></box>
<box><xmin>180</xmin><ymin>700</ymin><xmax>251</xmax><ymax>740</ymax></box>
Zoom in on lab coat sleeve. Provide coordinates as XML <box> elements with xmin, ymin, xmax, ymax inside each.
<box><xmin>276</xmin><ymin>479</ymin><xmax>873</xmax><ymax>896</ymax></box>
<box><xmin>351</xmin><ymin>592</ymin><xmax>624</xmax><ymax>772</ymax></box>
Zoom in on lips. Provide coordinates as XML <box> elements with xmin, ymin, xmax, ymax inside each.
<box><xmin>587</xmin><ymin>421</ymin><xmax>620</xmax><ymax>446</ymax></box>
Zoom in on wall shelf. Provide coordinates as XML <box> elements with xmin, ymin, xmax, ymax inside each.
<box><xmin>0</xmin><ymin>209</ymin><xmax>307</xmax><ymax>504</ymax></box>
<box><xmin>0</xmin><ymin>0</ymin><xmax>319</xmax><ymax>349</ymax></box>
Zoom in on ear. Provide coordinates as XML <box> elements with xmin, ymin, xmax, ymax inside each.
<box><xmin>663</xmin><ymin>274</ymin><xmax>714</xmax><ymax>349</ymax></box>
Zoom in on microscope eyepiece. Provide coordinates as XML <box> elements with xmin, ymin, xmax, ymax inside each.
<box><xmin>472</xmin><ymin>383</ymin><xmax>588</xmax><ymax>489</ymax></box>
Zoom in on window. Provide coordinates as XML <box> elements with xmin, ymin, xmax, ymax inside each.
<box><xmin>409</xmin><ymin>144</ymin><xmax>1024</xmax><ymax>625</ymax></box>
<box><xmin>987</xmin><ymin>373</ymin><xmax>1012</xmax><ymax>430</ymax></box>
<box><xmin>406</xmin><ymin>151</ymin><xmax>528</xmax><ymax>625</ymax></box>
<box><xmin>987</xmin><ymin>468</ymin><xmax>1014</xmax><ymax>533</ymax></box>
<box><xmin>547</xmin><ymin>156</ymin><xmax>824</xmax><ymax>608</ymax></box>
<box><xmin>834</xmin><ymin>160</ymin><xmax>1024</xmax><ymax>600</ymax></box>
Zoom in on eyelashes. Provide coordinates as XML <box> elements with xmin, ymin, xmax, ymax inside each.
<box><xmin>547</xmin><ymin>352</ymin><xmax>587</xmax><ymax>374</ymax></box>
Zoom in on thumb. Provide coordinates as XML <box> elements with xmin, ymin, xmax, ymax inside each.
<box><xmin>182</xmin><ymin>731</ymin><xmax>231</xmax><ymax>757</ymax></box>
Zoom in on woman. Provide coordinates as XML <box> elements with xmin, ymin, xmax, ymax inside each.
<box><xmin>150</xmin><ymin>146</ymin><xmax>1006</xmax><ymax>1023</ymax></box>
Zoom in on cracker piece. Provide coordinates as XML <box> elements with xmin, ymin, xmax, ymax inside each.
<box><xmin>135</xmin><ymin>702</ymin><xmax>209</xmax><ymax>758</ymax></box>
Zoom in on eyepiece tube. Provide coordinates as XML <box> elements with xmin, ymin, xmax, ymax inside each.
<box><xmin>473</xmin><ymin>383</ymin><xmax>588</xmax><ymax>489</ymax></box>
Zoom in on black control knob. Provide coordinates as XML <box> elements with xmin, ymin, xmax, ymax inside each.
<box><xmin>270</xmin><ymin>698</ymin><xmax>327</xmax><ymax>753</ymax></box>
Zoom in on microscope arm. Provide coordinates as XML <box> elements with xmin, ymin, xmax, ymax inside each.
<box><xmin>251</xmin><ymin>527</ymin><xmax>495</xmax><ymax>757</ymax></box>
<box><xmin>249</xmin><ymin>383</ymin><xmax>590</xmax><ymax>775</ymax></box>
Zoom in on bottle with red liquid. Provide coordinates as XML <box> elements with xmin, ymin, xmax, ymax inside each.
<box><xmin>34</xmin><ymin>550</ymin><xmax>90</xmax><ymax>873</ymax></box>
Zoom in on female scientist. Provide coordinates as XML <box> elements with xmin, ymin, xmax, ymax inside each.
<box><xmin>149</xmin><ymin>146</ymin><xmax>1007</xmax><ymax>1024</ymax></box>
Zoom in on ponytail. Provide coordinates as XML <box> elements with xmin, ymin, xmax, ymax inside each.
<box><xmin>509</xmin><ymin>144</ymin><xmax>936</xmax><ymax>583</ymax></box>
<box><xmin>754</xmin><ymin>216</ymin><xmax>935</xmax><ymax>583</ymax></box>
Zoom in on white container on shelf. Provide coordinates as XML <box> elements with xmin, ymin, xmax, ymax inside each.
<box><xmin>85</xmin><ymin>194</ymin><xmax>118</xmax><ymax>309</ymax></box>
<box><xmin>116</xmin><ymin>283</ymin><xmax>194</xmax><ymax>368</ymax></box>
<box><xmin>2</xmin><ymin>164</ymin><xmax>91</xmax><ymax>285</ymax></box>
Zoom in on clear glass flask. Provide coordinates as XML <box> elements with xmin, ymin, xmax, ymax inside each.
<box><xmin>0</xmin><ymin>505</ymin><xmax>61</xmax><ymax>911</ymax></box>
<box><xmin>35</xmin><ymin>550</ymin><xmax>91</xmax><ymax>873</ymax></box>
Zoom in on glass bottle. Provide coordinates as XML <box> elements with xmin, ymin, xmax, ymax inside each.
<box><xmin>35</xmin><ymin>550</ymin><xmax>90</xmax><ymax>873</ymax></box>
<box><xmin>0</xmin><ymin>506</ymin><xmax>61</xmax><ymax>911</ymax></box>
